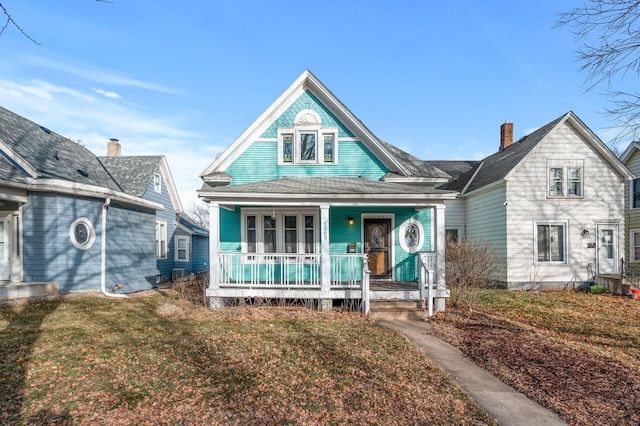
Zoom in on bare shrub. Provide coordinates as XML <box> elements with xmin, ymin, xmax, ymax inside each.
<box><xmin>445</xmin><ymin>238</ymin><xmax>500</xmax><ymax>308</ymax></box>
<box><xmin>173</xmin><ymin>272</ymin><xmax>209</xmax><ymax>306</ymax></box>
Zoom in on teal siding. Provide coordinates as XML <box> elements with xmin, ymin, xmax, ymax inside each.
<box><xmin>261</xmin><ymin>91</ymin><xmax>354</xmax><ymax>139</ymax></box>
<box><xmin>220</xmin><ymin>208</ymin><xmax>241</xmax><ymax>252</ymax></box>
<box><xmin>227</xmin><ymin>141</ymin><xmax>387</xmax><ymax>184</ymax></box>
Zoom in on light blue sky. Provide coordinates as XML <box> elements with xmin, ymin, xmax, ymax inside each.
<box><xmin>0</xmin><ymin>1</ymin><xmax>630</xmax><ymax>206</ymax></box>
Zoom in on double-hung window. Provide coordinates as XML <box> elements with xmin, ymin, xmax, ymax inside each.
<box><xmin>547</xmin><ymin>160</ymin><xmax>583</xmax><ymax>198</ymax></box>
<box><xmin>243</xmin><ymin>209</ymin><xmax>317</xmax><ymax>255</ymax></box>
<box><xmin>631</xmin><ymin>230</ymin><xmax>640</xmax><ymax>262</ymax></box>
<box><xmin>154</xmin><ymin>171</ymin><xmax>162</xmax><ymax>193</ymax></box>
<box><xmin>175</xmin><ymin>236</ymin><xmax>189</xmax><ymax>262</ymax></box>
<box><xmin>535</xmin><ymin>221</ymin><xmax>568</xmax><ymax>263</ymax></box>
<box><xmin>156</xmin><ymin>220</ymin><xmax>167</xmax><ymax>259</ymax></box>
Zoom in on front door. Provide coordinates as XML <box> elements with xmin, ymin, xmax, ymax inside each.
<box><xmin>364</xmin><ymin>218</ymin><xmax>392</xmax><ymax>279</ymax></box>
<box><xmin>597</xmin><ymin>224</ymin><xmax>618</xmax><ymax>274</ymax></box>
<box><xmin>0</xmin><ymin>216</ymin><xmax>9</xmax><ymax>281</ymax></box>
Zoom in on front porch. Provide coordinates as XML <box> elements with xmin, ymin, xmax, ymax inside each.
<box><xmin>206</xmin><ymin>252</ymin><xmax>449</xmax><ymax>315</ymax></box>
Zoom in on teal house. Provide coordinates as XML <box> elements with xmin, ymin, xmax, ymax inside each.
<box><xmin>199</xmin><ymin>70</ymin><xmax>456</xmax><ymax>313</ymax></box>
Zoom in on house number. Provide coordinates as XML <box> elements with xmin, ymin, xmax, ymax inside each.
<box><xmin>323</xmin><ymin>220</ymin><xmax>328</xmax><ymax>241</ymax></box>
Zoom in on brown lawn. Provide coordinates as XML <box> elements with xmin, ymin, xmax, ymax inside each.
<box><xmin>430</xmin><ymin>289</ymin><xmax>640</xmax><ymax>426</ymax></box>
<box><xmin>0</xmin><ymin>292</ymin><xmax>496</xmax><ymax>425</ymax></box>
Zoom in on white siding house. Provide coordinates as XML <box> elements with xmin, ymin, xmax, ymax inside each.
<box><xmin>429</xmin><ymin>112</ymin><xmax>633</xmax><ymax>289</ymax></box>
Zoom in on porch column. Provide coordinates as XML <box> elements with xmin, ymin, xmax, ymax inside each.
<box><xmin>320</xmin><ymin>204</ymin><xmax>331</xmax><ymax>311</ymax></box>
<box><xmin>207</xmin><ymin>202</ymin><xmax>222</xmax><ymax>310</ymax></box>
<box><xmin>434</xmin><ymin>204</ymin><xmax>446</xmax><ymax>313</ymax></box>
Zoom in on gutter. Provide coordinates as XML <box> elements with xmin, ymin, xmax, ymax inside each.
<box><xmin>101</xmin><ymin>198</ymin><xmax>126</xmax><ymax>298</ymax></box>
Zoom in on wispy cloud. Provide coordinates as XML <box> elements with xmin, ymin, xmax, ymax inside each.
<box><xmin>0</xmin><ymin>76</ymin><xmax>222</xmax><ymax>207</ymax></box>
<box><xmin>22</xmin><ymin>55</ymin><xmax>178</xmax><ymax>94</ymax></box>
<box><xmin>95</xmin><ymin>88</ymin><xmax>121</xmax><ymax>99</ymax></box>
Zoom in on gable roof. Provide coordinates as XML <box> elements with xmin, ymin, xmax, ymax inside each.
<box><xmin>0</xmin><ymin>105</ymin><xmax>122</xmax><ymax>191</ymax></box>
<box><xmin>620</xmin><ymin>141</ymin><xmax>640</xmax><ymax>165</ymax></box>
<box><xmin>99</xmin><ymin>155</ymin><xmax>183</xmax><ymax>213</ymax></box>
<box><xmin>176</xmin><ymin>212</ymin><xmax>209</xmax><ymax>236</ymax></box>
<box><xmin>201</xmin><ymin>70</ymin><xmax>425</xmax><ymax>180</ymax></box>
<box><xmin>443</xmin><ymin>111</ymin><xmax>633</xmax><ymax>195</ymax></box>
<box><xmin>379</xmin><ymin>141</ymin><xmax>451</xmax><ymax>184</ymax></box>
<box><xmin>0</xmin><ymin>105</ymin><xmax>164</xmax><ymax>211</ymax></box>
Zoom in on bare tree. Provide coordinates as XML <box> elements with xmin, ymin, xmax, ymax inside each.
<box><xmin>186</xmin><ymin>200</ymin><xmax>209</xmax><ymax>230</ymax></box>
<box><xmin>556</xmin><ymin>1</ymin><xmax>640</xmax><ymax>144</ymax></box>
<box><xmin>1</xmin><ymin>1</ymin><xmax>112</xmax><ymax>44</ymax></box>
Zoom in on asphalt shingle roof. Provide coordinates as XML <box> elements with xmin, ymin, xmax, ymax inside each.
<box><xmin>200</xmin><ymin>176</ymin><xmax>456</xmax><ymax>196</ymax></box>
<box><xmin>431</xmin><ymin>113</ymin><xmax>567</xmax><ymax>194</ymax></box>
<box><xmin>380</xmin><ymin>141</ymin><xmax>451</xmax><ymax>179</ymax></box>
<box><xmin>98</xmin><ymin>156</ymin><xmax>164</xmax><ymax>197</ymax></box>
<box><xmin>0</xmin><ymin>155</ymin><xmax>28</xmax><ymax>183</ymax></box>
<box><xmin>0</xmin><ymin>106</ymin><xmax>122</xmax><ymax>190</ymax></box>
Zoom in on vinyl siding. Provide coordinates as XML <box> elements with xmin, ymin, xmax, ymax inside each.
<box><xmin>443</xmin><ymin>198</ymin><xmax>465</xmax><ymax>238</ymax></box>
<box><xmin>190</xmin><ymin>234</ymin><xmax>209</xmax><ymax>273</ymax></box>
<box><xmin>624</xmin><ymin>150</ymin><xmax>640</xmax><ymax>273</ymax></box>
<box><xmin>464</xmin><ymin>184</ymin><xmax>508</xmax><ymax>283</ymax></box>
<box><xmin>142</xmin><ymin>169</ymin><xmax>176</xmax><ymax>281</ymax></box>
<box><xmin>226</xmin><ymin>141</ymin><xmax>387</xmax><ymax>184</ymax></box>
<box><xmin>504</xmin><ymin>121</ymin><xmax>626</xmax><ymax>286</ymax></box>
<box><xmin>22</xmin><ymin>193</ymin><xmax>156</xmax><ymax>293</ymax></box>
<box><xmin>105</xmin><ymin>203</ymin><xmax>156</xmax><ymax>292</ymax></box>
<box><xmin>261</xmin><ymin>91</ymin><xmax>354</xmax><ymax>139</ymax></box>
<box><xmin>226</xmin><ymin>90</ymin><xmax>387</xmax><ymax>184</ymax></box>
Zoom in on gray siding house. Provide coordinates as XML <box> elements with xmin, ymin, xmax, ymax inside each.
<box><xmin>0</xmin><ymin>106</ymin><xmax>208</xmax><ymax>299</ymax></box>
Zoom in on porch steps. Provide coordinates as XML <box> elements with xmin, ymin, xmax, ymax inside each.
<box><xmin>369</xmin><ymin>300</ymin><xmax>428</xmax><ymax>321</ymax></box>
<box><xmin>0</xmin><ymin>282</ymin><xmax>60</xmax><ymax>301</ymax></box>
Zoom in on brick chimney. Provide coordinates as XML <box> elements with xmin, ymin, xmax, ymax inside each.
<box><xmin>500</xmin><ymin>121</ymin><xmax>513</xmax><ymax>152</ymax></box>
<box><xmin>107</xmin><ymin>138</ymin><xmax>121</xmax><ymax>157</ymax></box>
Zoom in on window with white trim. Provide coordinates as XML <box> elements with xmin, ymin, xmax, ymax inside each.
<box><xmin>631</xmin><ymin>230</ymin><xmax>640</xmax><ymax>262</ymax></box>
<box><xmin>535</xmin><ymin>221</ymin><xmax>568</xmax><ymax>263</ymax></box>
<box><xmin>69</xmin><ymin>218</ymin><xmax>96</xmax><ymax>250</ymax></box>
<box><xmin>277</xmin><ymin>109</ymin><xmax>338</xmax><ymax>165</ymax></box>
<box><xmin>175</xmin><ymin>236</ymin><xmax>189</xmax><ymax>262</ymax></box>
<box><xmin>154</xmin><ymin>171</ymin><xmax>162</xmax><ymax>193</ymax></box>
<box><xmin>242</xmin><ymin>209</ymin><xmax>317</xmax><ymax>254</ymax></box>
<box><xmin>547</xmin><ymin>160</ymin><xmax>583</xmax><ymax>198</ymax></box>
<box><xmin>156</xmin><ymin>220</ymin><xmax>167</xmax><ymax>259</ymax></box>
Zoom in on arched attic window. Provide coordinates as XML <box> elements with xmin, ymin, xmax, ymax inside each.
<box><xmin>277</xmin><ymin>109</ymin><xmax>338</xmax><ymax>165</ymax></box>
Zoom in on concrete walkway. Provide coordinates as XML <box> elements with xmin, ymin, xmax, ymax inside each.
<box><xmin>376</xmin><ymin>319</ymin><xmax>567</xmax><ymax>426</ymax></box>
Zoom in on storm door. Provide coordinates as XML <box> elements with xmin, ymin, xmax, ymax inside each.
<box><xmin>0</xmin><ymin>216</ymin><xmax>9</xmax><ymax>281</ymax></box>
<box><xmin>364</xmin><ymin>218</ymin><xmax>392</xmax><ymax>279</ymax></box>
<box><xmin>597</xmin><ymin>224</ymin><xmax>618</xmax><ymax>274</ymax></box>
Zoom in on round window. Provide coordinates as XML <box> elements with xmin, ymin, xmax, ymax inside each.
<box><xmin>69</xmin><ymin>218</ymin><xmax>96</xmax><ymax>250</ymax></box>
<box><xmin>399</xmin><ymin>219</ymin><xmax>424</xmax><ymax>253</ymax></box>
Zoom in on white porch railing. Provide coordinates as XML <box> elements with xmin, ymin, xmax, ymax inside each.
<box><xmin>218</xmin><ymin>253</ymin><xmax>322</xmax><ymax>288</ymax></box>
<box><xmin>419</xmin><ymin>252</ymin><xmax>449</xmax><ymax>316</ymax></box>
<box><xmin>217</xmin><ymin>253</ymin><xmax>368</xmax><ymax>288</ymax></box>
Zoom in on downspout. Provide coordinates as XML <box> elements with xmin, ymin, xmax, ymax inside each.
<box><xmin>101</xmin><ymin>198</ymin><xmax>126</xmax><ymax>298</ymax></box>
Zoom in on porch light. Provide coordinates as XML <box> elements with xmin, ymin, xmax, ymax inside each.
<box><xmin>348</xmin><ymin>217</ymin><xmax>355</xmax><ymax>226</ymax></box>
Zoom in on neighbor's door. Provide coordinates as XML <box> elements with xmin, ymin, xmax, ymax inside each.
<box><xmin>364</xmin><ymin>218</ymin><xmax>392</xmax><ymax>279</ymax></box>
<box><xmin>597</xmin><ymin>224</ymin><xmax>618</xmax><ymax>275</ymax></box>
<box><xmin>0</xmin><ymin>216</ymin><xmax>9</xmax><ymax>281</ymax></box>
